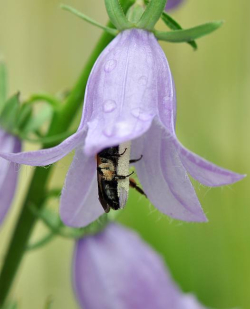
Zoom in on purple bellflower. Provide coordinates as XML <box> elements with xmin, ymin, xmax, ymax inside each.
<box><xmin>0</xmin><ymin>127</ymin><xmax>21</xmax><ymax>225</ymax></box>
<box><xmin>73</xmin><ymin>223</ymin><xmax>207</xmax><ymax>309</ymax></box>
<box><xmin>165</xmin><ymin>0</ymin><xmax>184</xmax><ymax>11</ymax></box>
<box><xmin>0</xmin><ymin>29</ymin><xmax>244</xmax><ymax>227</ymax></box>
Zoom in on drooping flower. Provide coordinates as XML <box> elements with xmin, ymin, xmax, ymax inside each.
<box><xmin>0</xmin><ymin>29</ymin><xmax>244</xmax><ymax>227</ymax></box>
<box><xmin>165</xmin><ymin>0</ymin><xmax>184</xmax><ymax>11</ymax></box>
<box><xmin>0</xmin><ymin>127</ymin><xmax>21</xmax><ymax>225</ymax></box>
<box><xmin>73</xmin><ymin>223</ymin><xmax>207</xmax><ymax>309</ymax></box>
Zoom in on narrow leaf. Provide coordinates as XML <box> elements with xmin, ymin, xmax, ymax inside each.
<box><xmin>0</xmin><ymin>93</ymin><xmax>20</xmax><ymax>131</ymax></box>
<box><xmin>17</xmin><ymin>104</ymin><xmax>32</xmax><ymax>130</ymax></box>
<box><xmin>26</xmin><ymin>232</ymin><xmax>55</xmax><ymax>251</ymax></box>
<box><xmin>61</xmin><ymin>4</ymin><xmax>118</xmax><ymax>36</ymax></box>
<box><xmin>155</xmin><ymin>20</ymin><xmax>224</xmax><ymax>43</ymax></box>
<box><xmin>104</xmin><ymin>0</ymin><xmax>133</xmax><ymax>30</ymax></box>
<box><xmin>20</xmin><ymin>130</ymin><xmax>74</xmax><ymax>145</ymax></box>
<box><xmin>22</xmin><ymin>105</ymin><xmax>53</xmax><ymax>134</ymax></box>
<box><xmin>137</xmin><ymin>0</ymin><xmax>167</xmax><ymax>31</ymax></box>
<box><xmin>127</xmin><ymin>4</ymin><xmax>145</xmax><ymax>24</ymax></box>
<box><xmin>0</xmin><ymin>58</ymin><xmax>7</xmax><ymax>113</ymax></box>
<box><xmin>161</xmin><ymin>12</ymin><xmax>197</xmax><ymax>49</ymax></box>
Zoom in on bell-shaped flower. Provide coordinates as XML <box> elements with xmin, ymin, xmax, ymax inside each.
<box><xmin>0</xmin><ymin>127</ymin><xmax>21</xmax><ymax>225</ymax></box>
<box><xmin>165</xmin><ymin>0</ymin><xmax>184</xmax><ymax>11</ymax></box>
<box><xmin>0</xmin><ymin>29</ymin><xmax>244</xmax><ymax>227</ymax></box>
<box><xmin>73</xmin><ymin>223</ymin><xmax>208</xmax><ymax>309</ymax></box>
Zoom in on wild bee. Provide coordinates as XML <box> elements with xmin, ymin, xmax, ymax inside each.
<box><xmin>97</xmin><ymin>142</ymin><xmax>146</xmax><ymax>213</ymax></box>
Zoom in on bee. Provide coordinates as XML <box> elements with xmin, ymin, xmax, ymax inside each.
<box><xmin>97</xmin><ymin>142</ymin><xmax>146</xmax><ymax>213</ymax></box>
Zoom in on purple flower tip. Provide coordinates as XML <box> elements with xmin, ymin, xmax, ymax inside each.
<box><xmin>0</xmin><ymin>128</ymin><xmax>21</xmax><ymax>225</ymax></box>
<box><xmin>73</xmin><ymin>223</ymin><xmax>208</xmax><ymax>309</ymax></box>
<box><xmin>0</xmin><ymin>29</ymin><xmax>245</xmax><ymax>227</ymax></box>
<box><xmin>165</xmin><ymin>0</ymin><xmax>184</xmax><ymax>11</ymax></box>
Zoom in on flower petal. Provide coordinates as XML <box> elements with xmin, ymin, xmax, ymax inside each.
<box><xmin>60</xmin><ymin>146</ymin><xmax>104</xmax><ymax>227</ymax></box>
<box><xmin>0</xmin><ymin>131</ymin><xmax>21</xmax><ymax>225</ymax></box>
<box><xmin>132</xmin><ymin>120</ymin><xmax>207</xmax><ymax>222</ymax></box>
<box><xmin>0</xmin><ymin>129</ymin><xmax>86</xmax><ymax>166</ymax></box>
<box><xmin>150</xmin><ymin>36</ymin><xmax>245</xmax><ymax>187</ymax></box>
<box><xmin>82</xmin><ymin>29</ymin><xmax>160</xmax><ymax>156</ymax></box>
<box><xmin>165</xmin><ymin>0</ymin><xmax>184</xmax><ymax>11</ymax></box>
<box><xmin>73</xmin><ymin>223</ymin><xmax>182</xmax><ymax>309</ymax></box>
<box><xmin>175</xmin><ymin>141</ymin><xmax>246</xmax><ymax>187</ymax></box>
<box><xmin>73</xmin><ymin>223</ymin><xmax>208</xmax><ymax>309</ymax></box>
<box><xmin>176</xmin><ymin>294</ymin><xmax>207</xmax><ymax>309</ymax></box>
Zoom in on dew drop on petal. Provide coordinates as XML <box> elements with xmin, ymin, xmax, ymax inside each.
<box><xmin>131</xmin><ymin>107</ymin><xmax>153</xmax><ymax>121</ymax></box>
<box><xmin>103</xmin><ymin>100</ymin><xmax>117</xmax><ymax>113</ymax></box>
<box><xmin>104</xmin><ymin>59</ymin><xmax>117</xmax><ymax>73</ymax></box>
<box><xmin>103</xmin><ymin>126</ymin><xmax>115</xmax><ymax>137</ymax></box>
<box><xmin>138</xmin><ymin>76</ymin><xmax>148</xmax><ymax>86</ymax></box>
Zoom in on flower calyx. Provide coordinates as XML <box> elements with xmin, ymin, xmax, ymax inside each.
<box><xmin>61</xmin><ymin>0</ymin><xmax>224</xmax><ymax>49</ymax></box>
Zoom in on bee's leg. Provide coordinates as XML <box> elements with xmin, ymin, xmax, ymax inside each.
<box><xmin>115</xmin><ymin>171</ymin><xmax>134</xmax><ymax>180</ymax></box>
<box><xmin>129</xmin><ymin>178</ymin><xmax>147</xmax><ymax>198</ymax></box>
<box><xmin>129</xmin><ymin>155</ymin><xmax>143</xmax><ymax>164</ymax></box>
<box><xmin>104</xmin><ymin>148</ymin><xmax>127</xmax><ymax>158</ymax></box>
<box><xmin>118</xmin><ymin>148</ymin><xmax>127</xmax><ymax>156</ymax></box>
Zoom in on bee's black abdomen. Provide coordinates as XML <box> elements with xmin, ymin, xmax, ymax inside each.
<box><xmin>102</xmin><ymin>180</ymin><xmax>119</xmax><ymax>211</ymax></box>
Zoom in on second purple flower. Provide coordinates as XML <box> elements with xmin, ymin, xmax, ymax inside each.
<box><xmin>165</xmin><ymin>0</ymin><xmax>184</xmax><ymax>11</ymax></box>
<box><xmin>0</xmin><ymin>29</ymin><xmax>244</xmax><ymax>227</ymax></box>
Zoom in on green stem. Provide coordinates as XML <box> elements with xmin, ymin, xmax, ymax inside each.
<box><xmin>0</xmin><ymin>25</ymin><xmax>113</xmax><ymax>309</ymax></box>
<box><xmin>0</xmin><ymin>2</ymin><xmax>133</xmax><ymax>305</ymax></box>
<box><xmin>26</xmin><ymin>231</ymin><xmax>55</xmax><ymax>251</ymax></box>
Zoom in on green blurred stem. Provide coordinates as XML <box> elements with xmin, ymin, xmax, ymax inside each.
<box><xmin>0</xmin><ymin>22</ymin><xmax>115</xmax><ymax>309</ymax></box>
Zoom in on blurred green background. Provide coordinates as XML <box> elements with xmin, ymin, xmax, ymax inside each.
<box><xmin>0</xmin><ymin>0</ymin><xmax>249</xmax><ymax>308</ymax></box>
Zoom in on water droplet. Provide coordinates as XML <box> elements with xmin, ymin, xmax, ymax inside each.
<box><xmin>131</xmin><ymin>108</ymin><xmax>153</xmax><ymax>121</ymax></box>
<box><xmin>138</xmin><ymin>76</ymin><xmax>147</xmax><ymax>86</ymax></box>
<box><xmin>103</xmin><ymin>126</ymin><xmax>115</xmax><ymax>137</ymax></box>
<box><xmin>104</xmin><ymin>59</ymin><xmax>117</xmax><ymax>73</ymax></box>
<box><xmin>103</xmin><ymin>100</ymin><xmax>117</xmax><ymax>113</ymax></box>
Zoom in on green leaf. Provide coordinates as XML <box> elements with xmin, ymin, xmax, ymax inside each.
<box><xmin>0</xmin><ymin>93</ymin><xmax>20</xmax><ymax>132</ymax></box>
<box><xmin>127</xmin><ymin>3</ymin><xmax>145</xmax><ymax>24</ymax></box>
<box><xmin>25</xmin><ymin>93</ymin><xmax>61</xmax><ymax>110</ymax></box>
<box><xmin>121</xmin><ymin>0</ymin><xmax>136</xmax><ymax>12</ymax></box>
<box><xmin>161</xmin><ymin>12</ymin><xmax>197</xmax><ymax>49</ymax></box>
<box><xmin>155</xmin><ymin>20</ymin><xmax>224</xmax><ymax>43</ymax></box>
<box><xmin>0</xmin><ymin>57</ymin><xmax>7</xmax><ymax>113</ymax></box>
<box><xmin>17</xmin><ymin>104</ymin><xmax>32</xmax><ymax>130</ymax></box>
<box><xmin>22</xmin><ymin>104</ymin><xmax>53</xmax><ymax>134</ymax></box>
<box><xmin>137</xmin><ymin>0</ymin><xmax>167</xmax><ymax>31</ymax></box>
<box><xmin>61</xmin><ymin>4</ymin><xmax>118</xmax><ymax>36</ymax></box>
<box><xmin>20</xmin><ymin>129</ymin><xmax>74</xmax><ymax>145</ymax></box>
<box><xmin>104</xmin><ymin>0</ymin><xmax>133</xmax><ymax>30</ymax></box>
<box><xmin>26</xmin><ymin>231</ymin><xmax>55</xmax><ymax>251</ymax></box>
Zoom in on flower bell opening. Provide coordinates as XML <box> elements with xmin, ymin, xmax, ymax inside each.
<box><xmin>97</xmin><ymin>141</ymin><xmax>146</xmax><ymax>213</ymax></box>
<box><xmin>0</xmin><ymin>29</ymin><xmax>245</xmax><ymax>228</ymax></box>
